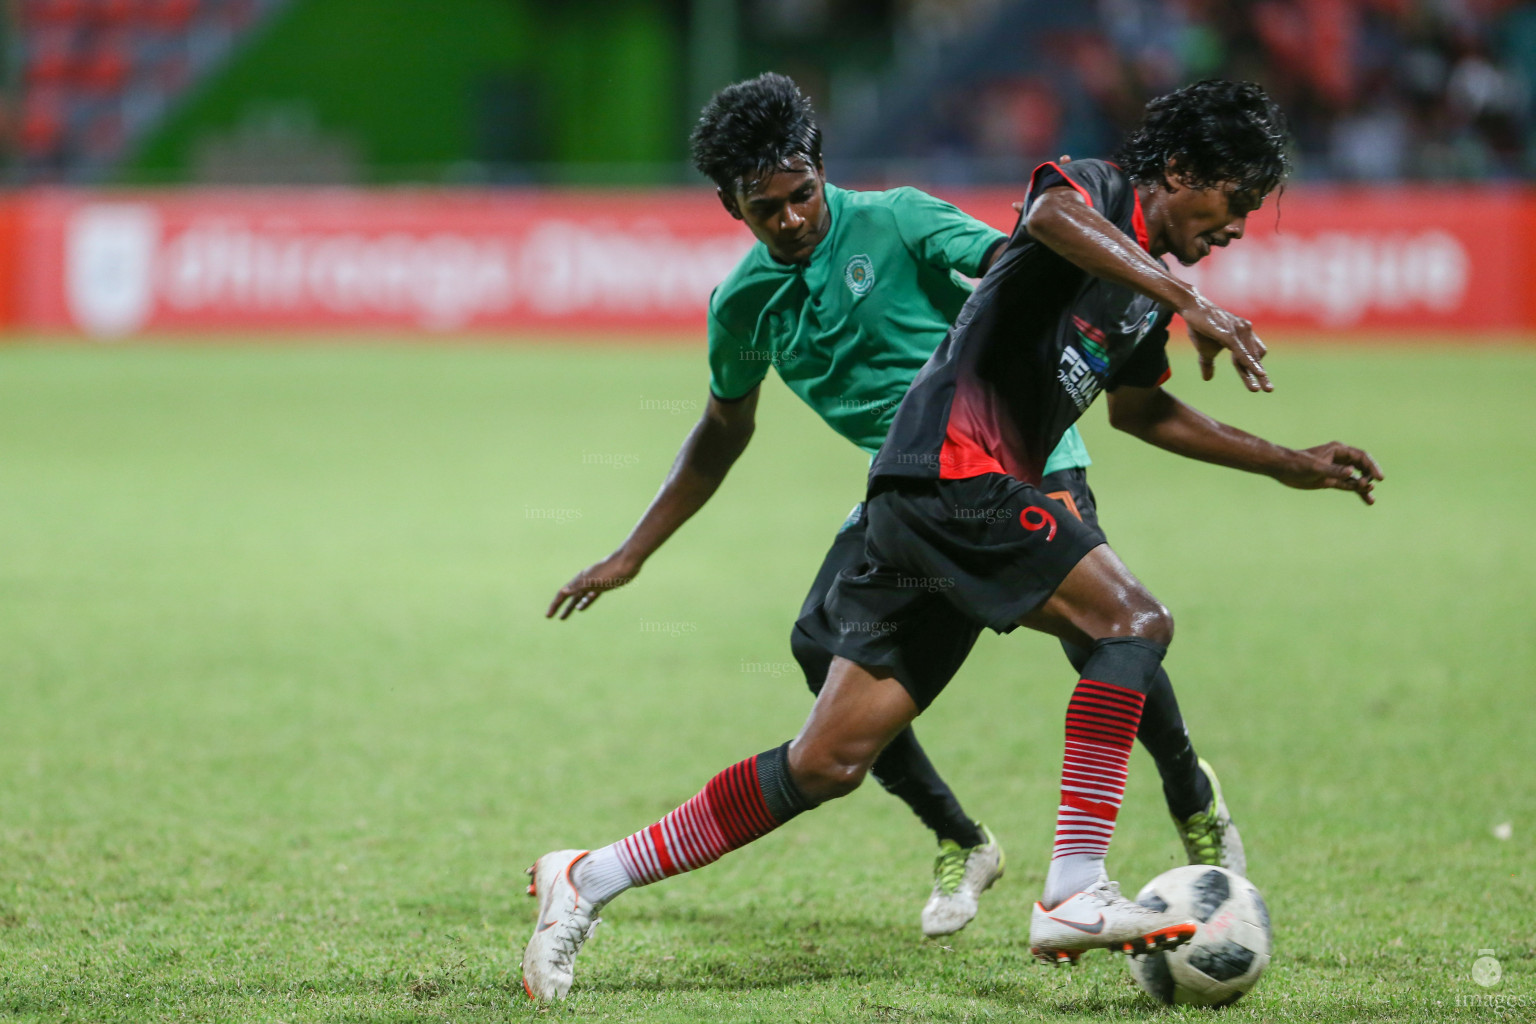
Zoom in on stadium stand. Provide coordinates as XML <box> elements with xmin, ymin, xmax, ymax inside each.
<box><xmin>832</xmin><ymin>0</ymin><xmax>1536</xmax><ymax>182</ymax></box>
<box><xmin>14</xmin><ymin>0</ymin><xmax>288</xmax><ymax>182</ymax></box>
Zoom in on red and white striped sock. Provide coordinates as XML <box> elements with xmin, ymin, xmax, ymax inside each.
<box><xmin>574</xmin><ymin>745</ymin><xmax>807</xmax><ymax>906</ymax></box>
<box><xmin>1042</xmin><ymin>677</ymin><xmax>1147</xmax><ymax>907</ymax></box>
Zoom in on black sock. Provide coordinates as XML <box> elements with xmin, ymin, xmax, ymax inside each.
<box><xmin>870</xmin><ymin>728</ymin><xmax>986</xmax><ymax>848</ymax></box>
<box><xmin>758</xmin><ymin>741</ymin><xmax>813</xmax><ymax>819</ymax></box>
<box><xmin>1060</xmin><ymin>640</ymin><xmax>1210</xmax><ymax>821</ymax></box>
<box><xmin>1139</xmin><ymin>666</ymin><xmax>1211</xmax><ymax>820</ymax></box>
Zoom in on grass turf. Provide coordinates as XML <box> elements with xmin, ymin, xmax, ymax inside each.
<box><xmin>0</xmin><ymin>338</ymin><xmax>1531</xmax><ymax>1022</ymax></box>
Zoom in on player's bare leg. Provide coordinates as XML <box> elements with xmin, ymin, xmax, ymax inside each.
<box><xmin>794</xmin><ymin>597</ymin><xmax>1001</xmax><ymax>937</ymax></box>
<box><xmin>1015</xmin><ymin>544</ymin><xmax>1199</xmax><ymax>963</ymax></box>
<box><xmin>794</xmin><ymin>622</ymin><xmax>993</xmax><ymax>835</ymax></box>
<box><xmin>521</xmin><ymin>657</ymin><xmax>917</xmax><ymax>1000</ymax></box>
<box><xmin>786</xmin><ymin>658</ymin><xmax>920</xmax><ymax>802</ymax></box>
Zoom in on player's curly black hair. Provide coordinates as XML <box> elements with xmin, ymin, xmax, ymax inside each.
<box><xmin>1115</xmin><ymin>80</ymin><xmax>1291</xmax><ymax>198</ymax></box>
<box><xmin>690</xmin><ymin>72</ymin><xmax>822</xmax><ymax>193</ymax></box>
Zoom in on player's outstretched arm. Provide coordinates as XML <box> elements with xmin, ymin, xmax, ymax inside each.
<box><xmin>1026</xmin><ymin>188</ymin><xmax>1271</xmax><ymax>392</ymax></box>
<box><xmin>1105</xmin><ymin>385</ymin><xmax>1384</xmax><ymax>504</ymax></box>
<box><xmin>546</xmin><ymin>388</ymin><xmax>759</xmax><ymax>619</ymax></box>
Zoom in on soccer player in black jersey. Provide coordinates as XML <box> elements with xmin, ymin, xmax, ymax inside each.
<box><xmin>542</xmin><ymin>75</ymin><xmax>1244</xmax><ymax>958</ymax></box>
<box><xmin>521</xmin><ymin>80</ymin><xmax>1383</xmax><ymax>991</ymax></box>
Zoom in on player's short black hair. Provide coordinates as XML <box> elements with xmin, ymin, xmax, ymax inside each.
<box><xmin>1116</xmin><ymin>80</ymin><xmax>1291</xmax><ymax>198</ymax></box>
<box><xmin>690</xmin><ymin>72</ymin><xmax>823</xmax><ymax>193</ymax></box>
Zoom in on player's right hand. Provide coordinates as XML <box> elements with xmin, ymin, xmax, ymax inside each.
<box><xmin>1176</xmin><ymin>294</ymin><xmax>1271</xmax><ymax>393</ymax></box>
<box><xmin>546</xmin><ymin>553</ymin><xmax>641</xmax><ymax>620</ymax></box>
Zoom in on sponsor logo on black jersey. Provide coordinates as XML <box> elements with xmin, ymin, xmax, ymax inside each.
<box><xmin>1128</xmin><ymin>307</ymin><xmax>1160</xmax><ymax>345</ymax></box>
<box><xmin>1059</xmin><ymin>317</ymin><xmax>1110</xmax><ymax>411</ymax></box>
<box><xmin>1058</xmin><ymin>346</ymin><xmax>1102</xmax><ymax>411</ymax></box>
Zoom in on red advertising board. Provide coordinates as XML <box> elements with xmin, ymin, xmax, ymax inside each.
<box><xmin>5</xmin><ymin>185</ymin><xmax>1534</xmax><ymax>336</ymax></box>
<box><xmin>1159</xmin><ymin>188</ymin><xmax>1532</xmax><ymax>332</ymax></box>
<box><xmin>956</xmin><ymin>186</ymin><xmax>1534</xmax><ymax>333</ymax></box>
<box><xmin>12</xmin><ymin>189</ymin><xmax>752</xmax><ymax>336</ymax></box>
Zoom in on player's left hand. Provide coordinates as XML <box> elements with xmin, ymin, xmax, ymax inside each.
<box><xmin>1276</xmin><ymin>442</ymin><xmax>1385</xmax><ymax>505</ymax></box>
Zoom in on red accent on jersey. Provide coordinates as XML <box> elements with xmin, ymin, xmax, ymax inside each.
<box><xmin>1032</xmin><ymin>160</ymin><xmax>1094</xmax><ymax>208</ymax></box>
<box><xmin>939</xmin><ymin>422</ymin><xmax>1007</xmax><ymax>480</ymax></box>
<box><xmin>938</xmin><ymin>375</ymin><xmax>1018</xmax><ymax>481</ymax></box>
<box><xmin>1131</xmin><ymin>188</ymin><xmax>1150</xmax><ymax>252</ymax></box>
<box><xmin>1045</xmin><ymin>490</ymin><xmax>1083</xmax><ymax>521</ymax></box>
<box><xmin>910</xmin><ymin>162</ymin><xmax>1169</xmax><ymax>489</ymax></box>
<box><xmin>1072</xmin><ymin>315</ymin><xmax>1107</xmax><ymax>344</ymax></box>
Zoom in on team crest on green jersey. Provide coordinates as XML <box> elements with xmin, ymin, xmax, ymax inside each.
<box><xmin>844</xmin><ymin>254</ymin><xmax>875</xmax><ymax>296</ymax></box>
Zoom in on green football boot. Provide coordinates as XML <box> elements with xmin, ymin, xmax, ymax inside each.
<box><xmin>921</xmin><ymin>822</ymin><xmax>1005</xmax><ymax>937</ymax></box>
<box><xmin>1174</xmin><ymin>758</ymin><xmax>1247</xmax><ymax>876</ymax></box>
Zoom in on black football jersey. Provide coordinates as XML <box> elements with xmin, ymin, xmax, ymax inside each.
<box><xmin>871</xmin><ymin>159</ymin><xmax>1174</xmax><ymax>487</ymax></box>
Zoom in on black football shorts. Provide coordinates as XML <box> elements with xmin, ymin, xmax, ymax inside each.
<box><xmin>795</xmin><ymin>470</ymin><xmax>1106</xmax><ymax>709</ymax></box>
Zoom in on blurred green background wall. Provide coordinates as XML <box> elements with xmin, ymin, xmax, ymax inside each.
<box><xmin>121</xmin><ymin>0</ymin><xmax>686</xmax><ymax>185</ymax></box>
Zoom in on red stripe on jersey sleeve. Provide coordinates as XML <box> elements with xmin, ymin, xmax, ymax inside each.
<box><xmin>1029</xmin><ymin>161</ymin><xmax>1093</xmax><ymax>209</ymax></box>
<box><xmin>1131</xmin><ymin>188</ymin><xmax>1151</xmax><ymax>251</ymax></box>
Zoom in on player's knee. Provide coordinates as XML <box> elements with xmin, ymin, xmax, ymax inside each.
<box><xmin>787</xmin><ymin>739</ymin><xmax>873</xmax><ymax>803</ymax></box>
<box><xmin>1129</xmin><ymin>599</ymin><xmax>1174</xmax><ymax>646</ymax></box>
<box><xmin>1098</xmin><ymin>591</ymin><xmax>1173</xmax><ymax>646</ymax></box>
<box><xmin>806</xmin><ymin>761</ymin><xmax>868</xmax><ymax>802</ymax></box>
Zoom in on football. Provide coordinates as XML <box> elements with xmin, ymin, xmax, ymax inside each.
<box><xmin>1125</xmin><ymin>866</ymin><xmax>1272</xmax><ymax>1007</ymax></box>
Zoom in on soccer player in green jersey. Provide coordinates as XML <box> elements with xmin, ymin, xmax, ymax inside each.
<box><xmin>536</xmin><ymin>74</ymin><xmax>1237</xmax><ymax>996</ymax></box>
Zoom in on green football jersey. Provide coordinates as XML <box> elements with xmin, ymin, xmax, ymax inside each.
<box><xmin>706</xmin><ymin>183</ymin><xmax>1090</xmax><ymax>473</ymax></box>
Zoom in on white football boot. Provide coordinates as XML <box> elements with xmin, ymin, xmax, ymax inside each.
<box><xmin>1173</xmin><ymin>758</ymin><xmax>1247</xmax><ymax>877</ymax></box>
<box><xmin>1029</xmin><ymin>877</ymin><xmax>1196</xmax><ymax>965</ymax></box>
<box><xmin>520</xmin><ymin>849</ymin><xmax>603</xmax><ymax>1001</ymax></box>
<box><xmin>921</xmin><ymin>822</ymin><xmax>1005</xmax><ymax>937</ymax></box>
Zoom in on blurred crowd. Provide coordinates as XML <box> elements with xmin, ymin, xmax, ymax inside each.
<box><xmin>10</xmin><ymin>0</ymin><xmax>1536</xmax><ymax>183</ymax></box>
<box><xmin>9</xmin><ymin>0</ymin><xmax>281</xmax><ymax>181</ymax></box>
<box><xmin>918</xmin><ymin>0</ymin><xmax>1536</xmax><ymax>180</ymax></box>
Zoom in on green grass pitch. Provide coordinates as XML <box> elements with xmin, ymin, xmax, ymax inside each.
<box><xmin>0</xmin><ymin>338</ymin><xmax>1532</xmax><ymax>1023</ymax></box>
